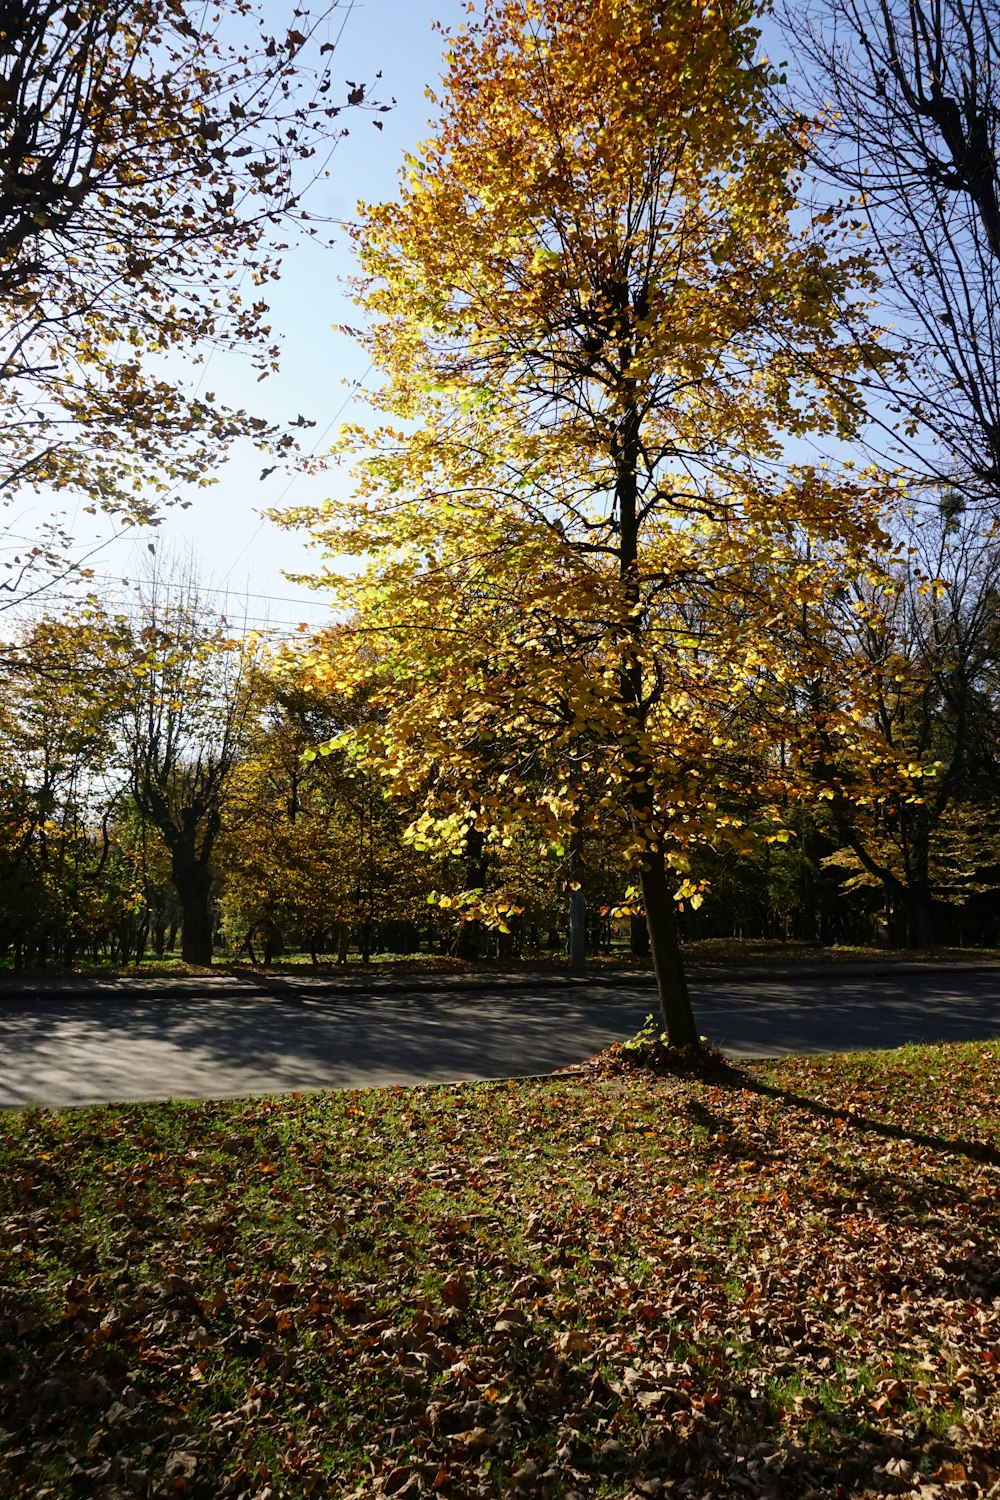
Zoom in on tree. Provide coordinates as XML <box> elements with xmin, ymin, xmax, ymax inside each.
<box><xmin>0</xmin><ymin>611</ymin><xmax>123</xmax><ymax>965</ymax></box>
<box><xmin>115</xmin><ymin>577</ymin><xmax>257</xmax><ymax>965</ymax></box>
<box><xmin>794</xmin><ymin>495</ymin><xmax>1000</xmax><ymax>944</ymax></box>
<box><xmin>217</xmin><ymin>644</ymin><xmax>429</xmax><ymax>964</ymax></box>
<box><xmin>283</xmin><ymin>0</ymin><xmax>891</xmax><ymax>1042</ymax></box>
<box><xmin>780</xmin><ymin>0</ymin><xmax>1000</xmax><ymax>502</ymax></box>
<box><xmin>0</xmin><ymin>0</ymin><xmax>383</xmax><ymax>594</ymax></box>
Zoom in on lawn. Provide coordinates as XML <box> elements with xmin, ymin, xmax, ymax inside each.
<box><xmin>0</xmin><ymin>1041</ymin><xmax>997</xmax><ymax>1498</ymax></box>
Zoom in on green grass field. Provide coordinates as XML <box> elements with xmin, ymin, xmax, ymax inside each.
<box><xmin>1</xmin><ymin>1041</ymin><xmax>997</xmax><ymax>1498</ymax></box>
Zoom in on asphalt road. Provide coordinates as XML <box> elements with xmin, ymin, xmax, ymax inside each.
<box><xmin>0</xmin><ymin>964</ymin><xmax>998</xmax><ymax>1108</ymax></box>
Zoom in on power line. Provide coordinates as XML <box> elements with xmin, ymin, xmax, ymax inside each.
<box><xmin>220</xmin><ymin>360</ymin><xmax>375</xmax><ymax>585</ymax></box>
<box><xmin>1</xmin><ymin>599</ymin><xmax>327</xmax><ymax>638</ymax></box>
<box><xmin>52</xmin><ymin>571</ymin><xmax>334</xmax><ymax>613</ymax></box>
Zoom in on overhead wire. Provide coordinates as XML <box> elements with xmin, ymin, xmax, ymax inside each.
<box><xmin>219</xmin><ymin>359</ymin><xmax>375</xmax><ymax>586</ymax></box>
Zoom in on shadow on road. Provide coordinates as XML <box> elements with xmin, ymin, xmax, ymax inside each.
<box><xmin>0</xmin><ymin>966</ymin><xmax>997</xmax><ymax>1107</ymax></box>
<box><xmin>0</xmin><ymin>983</ymin><xmax>649</xmax><ymax>1107</ymax></box>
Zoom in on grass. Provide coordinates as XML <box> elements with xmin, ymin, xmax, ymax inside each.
<box><xmin>681</xmin><ymin>938</ymin><xmax>1000</xmax><ymax>967</ymax></box>
<box><xmin>0</xmin><ymin>1042</ymin><xmax>998</xmax><ymax>1497</ymax></box>
<box><xmin>3</xmin><ymin>939</ymin><xmax>999</xmax><ymax>984</ymax></box>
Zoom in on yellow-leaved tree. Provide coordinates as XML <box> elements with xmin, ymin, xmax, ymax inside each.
<box><xmin>282</xmin><ymin>0</ymin><xmax>893</xmax><ymax>1043</ymax></box>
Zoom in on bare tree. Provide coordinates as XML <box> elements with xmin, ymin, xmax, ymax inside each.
<box><xmin>779</xmin><ymin>0</ymin><xmax>1000</xmax><ymax>498</ymax></box>
<box><xmin>118</xmin><ymin>572</ymin><xmax>258</xmax><ymax>965</ymax></box>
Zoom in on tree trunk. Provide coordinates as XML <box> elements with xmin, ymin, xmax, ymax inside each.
<box><xmin>612</xmin><ymin>384</ymin><xmax>699</xmax><ymax>1047</ymax></box>
<box><xmin>905</xmin><ymin>884</ymin><xmax>935</xmax><ymax>948</ymax></box>
<box><xmin>456</xmin><ymin>919</ymin><xmax>481</xmax><ymax>961</ymax></box>
<box><xmin>175</xmin><ymin>863</ymin><xmax>213</xmax><ymax>965</ymax></box>
<box><xmin>640</xmin><ymin>846</ymin><xmax>698</xmax><ymax>1046</ymax></box>
<box><xmin>630</xmin><ymin>911</ymin><xmax>650</xmax><ymax>957</ymax></box>
<box><xmin>568</xmin><ymin>888</ymin><xmax>586</xmax><ymax>975</ymax></box>
<box><xmin>568</xmin><ymin>824</ymin><xmax>586</xmax><ymax>975</ymax></box>
<box><xmin>456</xmin><ymin>821</ymin><xmax>489</xmax><ymax>962</ymax></box>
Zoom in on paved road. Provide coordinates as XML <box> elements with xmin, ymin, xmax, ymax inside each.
<box><xmin>0</xmin><ymin>964</ymin><xmax>998</xmax><ymax>1108</ymax></box>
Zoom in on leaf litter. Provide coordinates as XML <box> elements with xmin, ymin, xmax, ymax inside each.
<box><xmin>0</xmin><ymin>1040</ymin><xmax>997</xmax><ymax>1498</ymax></box>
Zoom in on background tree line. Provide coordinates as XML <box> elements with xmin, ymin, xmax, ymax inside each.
<box><xmin>0</xmin><ymin>494</ymin><xmax>997</xmax><ymax>972</ymax></box>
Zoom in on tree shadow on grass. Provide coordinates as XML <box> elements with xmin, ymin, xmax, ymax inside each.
<box><xmin>711</xmin><ymin>1059</ymin><xmax>1000</xmax><ymax>1168</ymax></box>
<box><xmin>683</xmin><ymin>1060</ymin><xmax>1000</xmax><ymax>1308</ymax></box>
<box><xmin>3</xmin><ymin>1061</ymin><xmax>1000</xmax><ymax>1498</ymax></box>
